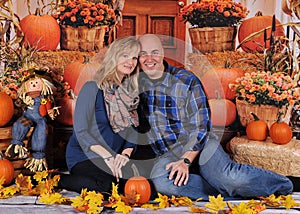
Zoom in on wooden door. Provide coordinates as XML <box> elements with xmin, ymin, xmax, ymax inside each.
<box><xmin>116</xmin><ymin>0</ymin><xmax>187</xmax><ymax>67</ymax></box>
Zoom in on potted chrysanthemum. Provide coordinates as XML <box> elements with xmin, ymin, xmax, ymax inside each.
<box><xmin>179</xmin><ymin>0</ymin><xmax>248</xmax><ymax>53</ymax></box>
<box><xmin>229</xmin><ymin>33</ymin><xmax>300</xmax><ymax>129</ymax></box>
<box><xmin>229</xmin><ymin>71</ymin><xmax>300</xmax><ymax>128</ymax></box>
<box><xmin>53</xmin><ymin>0</ymin><xmax>117</xmax><ymax>51</ymax></box>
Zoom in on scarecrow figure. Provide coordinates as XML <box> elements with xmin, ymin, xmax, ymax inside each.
<box><xmin>5</xmin><ymin>70</ymin><xmax>60</xmax><ymax>172</ymax></box>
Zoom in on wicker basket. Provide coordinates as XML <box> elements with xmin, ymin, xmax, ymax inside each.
<box><xmin>235</xmin><ymin>99</ymin><xmax>288</xmax><ymax>129</ymax></box>
<box><xmin>60</xmin><ymin>25</ymin><xmax>107</xmax><ymax>52</ymax></box>
<box><xmin>189</xmin><ymin>26</ymin><xmax>237</xmax><ymax>53</ymax></box>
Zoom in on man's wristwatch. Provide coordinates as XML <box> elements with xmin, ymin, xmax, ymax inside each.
<box><xmin>182</xmin><ymin>158</ymin><xmax>191</xmax><ymax>167</ymax></box>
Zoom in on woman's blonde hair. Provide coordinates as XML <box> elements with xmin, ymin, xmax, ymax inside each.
<box><xmin>93</xmin><ymin>36</ymin><xmax>140</xmax><ymax>93</ymax></box>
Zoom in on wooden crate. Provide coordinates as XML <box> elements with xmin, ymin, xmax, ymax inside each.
<box><xmin>0</xmin><ymin>126</ymin><xmax>33</xmax><ymax>178</ymax></box>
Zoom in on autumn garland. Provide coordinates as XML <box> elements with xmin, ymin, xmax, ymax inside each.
<box><xmin>0</xmin><ymin>171</ymin><xmax>299</xmax><ymax>214</ymax></box>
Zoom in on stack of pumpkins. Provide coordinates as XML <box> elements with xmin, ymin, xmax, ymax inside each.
<box><xmin>0</xmin><ymin>93</ymin><xmax>15</xmax><ymax>186</ymax></box>
<box><xmin>197</xmin><ymin>11</ymin><xmax>286</xmax><ymax>129</ymax></box>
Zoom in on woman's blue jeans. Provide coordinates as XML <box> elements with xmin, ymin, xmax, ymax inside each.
<box><xmin>151</xmin><ymin>139</ymin><xmax>293</xmax><ymax>200</ymax></box>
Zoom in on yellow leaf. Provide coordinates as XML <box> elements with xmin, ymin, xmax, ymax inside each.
<box><xmin>251</xmin><ymin>204</ymin><xmax>266</xmax><ymax>213</ymax></box>
<box><xmin>112</xmin><ymin>200</ymin><xmax>132</xmax><ymax>214</ymax></box>
<box><xmin>15</xmin><ymin>174</ymin><xmax>33</xmax><ymax>190</ymax></box>
<box><xmin>0</xmin><ymin>176</ymin><xmax>5</xmax><ymax>188</ymax></box>
<box><xmin>281</xmin><ymin>195</ymin><xmax>300</xmax><ymax>210</ymax></box>
<box><xmin>205</xmin><ymin>194</ymin><xmax>226</xmax><ymax>213</ymax></box>
<box><xmin>39</xmin><ymin>193</ymin><xmax>66</xmax><ymax>204</ymax></box>
<box><xmin>85</xmin><ymin>190</ymin><xmax>104</xmax><ymax>206</ymax></box>
<box><xmin>108</xmin><ymin>182</ymin><xmax>122</xmax><ymax>205</ymax></box>
<box><xmin>71</xmin><ymin>195</ymin><xmax>88</xmax><ymax>210</ymax></box>
<box><xmin>86</xmin><ymin>203</ymin><xmax>103</xmax><ymax>214</ymax></box>
<box><xmin>246</xmin><ymin>199</ymin><xmax>264</xmax><ymax>208</ymax></box>
<box><xmin>170</xmin><ymin>195</ymin><xmax>193</xmax><ymax>207</ymax></box>
<box><xmin>33</xmin><ymin>171</ymin><xmax>48</xmax><ymax>182</ymax></box>
<box><xmin>80</xmin><ymin>188</ymin><xmax>88</xmax><ymax>197</ymax></box>
<box><xmin>189</xmin><ymin>205</ymin><xmax>207</xmax><ymax>213</ymax></box>
<box><xmin>0</xmin><ymin>186</ymin><xmax>19</xmax><ymax>198</ymax></box>
<box><xmin>230</xmin><ymin>202</ymin><xmax>254</xmax><ymax>214</ymax></box>
<box><xmin>154</xmin><ymin>193</ymin><xmax>170</xmax><ymax>208</ymax></box>
<box><xmin>259</xmin><ymin>194</ymin><xmax>281</xmax><ymax>207</ymax></box>
<box><xmin>195</xmin><ymin>197</ymin><xmax>203</xmax><ymax>202</ymax></box>
<box><xmin>141</xmin><ymin>203</ymin><xmax>160</xmax><ymax>210</ymax></box>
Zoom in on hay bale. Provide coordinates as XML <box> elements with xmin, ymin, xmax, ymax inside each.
<box><xmin>229</xmin><ymin>136</ymin><xmax>300</xmax><ymax>177</ymax></box>
<box><xmin>33</xmin><ymin>50</ymin><xmax>97</xmax><ymax>74</ymax></box>
<box><xmin>187</xmin><ymin>51</ymin><xmax>264</xmax><ymax>77</ymax></box>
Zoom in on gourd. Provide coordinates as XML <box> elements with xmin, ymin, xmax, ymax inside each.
<box><xmin>269</xmin><ymin>118</ymin><xmax>293</xmax><ymax>145</ymax></box>
<box><xmin>20</xmin><ymin>12</ymin><xmax>60</xmax><ymax>51</ymax></box>
<box><xmin>246</xmin><ymin>112</ymin><xmax>268</xmax><ymax>141</ymax></box>
<box><xmin>63</xmin><ymin>55</ymin><xmax>101</xmax><ymax>96</ymax></box>
<box><xmin>0</xmin><ymin>152</ymin><xmax>14</xmax><ymax>185</ymax></box>
<box><xmin>124</xmin><ymin>176</ymin><xmax>151</xmax><ymax>205</ymax></box>
<box><xmin>238</xmin><ymin>11</ymin><xmax>285</xmax><ymax>53</ymax></box>
<box><xmin>0</xmin><ymin>92</ymin><xmax>14</xmax><ymax>127</ymax></box>
<box><xmin>208</xmin><ymin>93</ymin><xmax>237</xmax><ymax>126</ymax></box>
<box><xmin>201</xmin><ymin>62</ymin><xmax>244</xmax><ymax>100</ymax></box>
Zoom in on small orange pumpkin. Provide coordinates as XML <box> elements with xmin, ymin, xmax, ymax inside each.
<box><xmin>0</xmin><ymin>92</ymin><xmax>14</xmax><ymax>127</ymax></box>
<box><xmin>238</xmin><ymin>11</ymin><xmax>285</xmax><ymax>53</ymax></box>
<box><xmin>124</xmin><ymin>176</ymin><xmax>151</xmax><ymax>205</ymax></box>
<box><xmin>208</xmin><ymin>96</ymin><xmax>237</xmax><ymax>127</ymax></box>
<box><xmin>246</xmin><ymin>112</ymin><xmax>268</xmax><ymax>141</ymax></box>
<box><xmin>20</xmin><ymin>14</ymin><xmax>60</xmax><ymax>51</ymax></box>
<box><xmin>269</xmin><ymin>121</ymin><xmax>292</xmax><ymax>145</ymax></box>
<box><xmin>0</xmin><ymin>152</ymin><xmax>14</xmax><ymax>185</ymax></box>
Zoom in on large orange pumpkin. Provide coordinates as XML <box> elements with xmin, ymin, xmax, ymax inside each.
<box><xmin>55</xmin><ymin>97</ymin><xmax>76</xmax><ymax>126</ymax></box>
<box><xmin>238</xmin><ymin>11</ymin><xmax>285</xmax><ymax>52</ymax></box>
<box><xmin>269</xmin><ymin>121</ymin><xmax>292</xmax><ymax>145</ymax></box>
<box><xmin>201</xmin><ymin>65</ymin><xmax>244</xmax><ymax>100</ymax></box>
<box><xmin>0</xmin><ymin>92</ymin><xmax>14</xmax><ymax>127</ymax></box>
<box><xmin>124</xmin><ymin>176</ymin><xmax>151</xmax><ymax>205</ymax></box>
<box><xmin>20</xmin><ymin>14</ymin><xmax>60</xmax><ymax>51</ymax></box>
<box><xmin>246</xmin><ymin>113</ymin><xmax>268</xmax><ymax>141</ymax></box>
<box><xmin>208</xmin><ymin>98</ymin><xmax>237</xmax><ymax>127</ymax></box>
<box><xmin>63</xmin><ymin>55</ymin><xmax>101</xmax><ymax>96</ymax></box>
<box><xmin>0</xmin><ymin>152</ymin><xmax>14</xmax><ymax>185</ymax></box>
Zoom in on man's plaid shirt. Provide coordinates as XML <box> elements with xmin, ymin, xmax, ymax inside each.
<box><xmin>138</xmin><ymin>61</ymin><xmax>215</xmax><ymax>157</ymax></box>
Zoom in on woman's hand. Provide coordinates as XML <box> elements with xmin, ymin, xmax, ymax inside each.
<box><xmin>113</xmin><ymin>154</ymin><xmax>130</xmax><ymax>181</ymax></box>
<box><xmin>103</xmin><ymin>156</ymin><xmax>116</xmax><ymax>177</ymax></box>
<box><xmin>166</xmin><ymin>160</ymin><xmax>189</xmax><ymax>186</ymax></box>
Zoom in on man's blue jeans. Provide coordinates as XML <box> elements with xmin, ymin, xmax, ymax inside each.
<box><xmin>151</xmin><ymin>139</ymin><xmax>293</xmax><ymax>200</ymax></box>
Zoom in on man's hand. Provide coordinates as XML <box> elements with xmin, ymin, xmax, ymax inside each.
<box><xmin>166</xmin><ymin>159</ymin><xmax>189</xmax><ymax>186</ymax></box>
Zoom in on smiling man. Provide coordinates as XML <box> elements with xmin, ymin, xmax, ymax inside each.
<box><xmin>137</xmin><ymin>33</ymin><xmax>293</xmax><ymax>200</ymax></box>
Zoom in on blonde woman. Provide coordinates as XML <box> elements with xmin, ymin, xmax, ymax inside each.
<box><xmin>58</xmin><ymin>37</ymin><xmax>141</xmax><ymax>195</ymax></box>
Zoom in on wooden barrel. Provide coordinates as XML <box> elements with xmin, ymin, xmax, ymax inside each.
<box><xmin>189</xmin><ymin>26</ymin><xmax>237</xmax><ymax>53</ymax></box>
